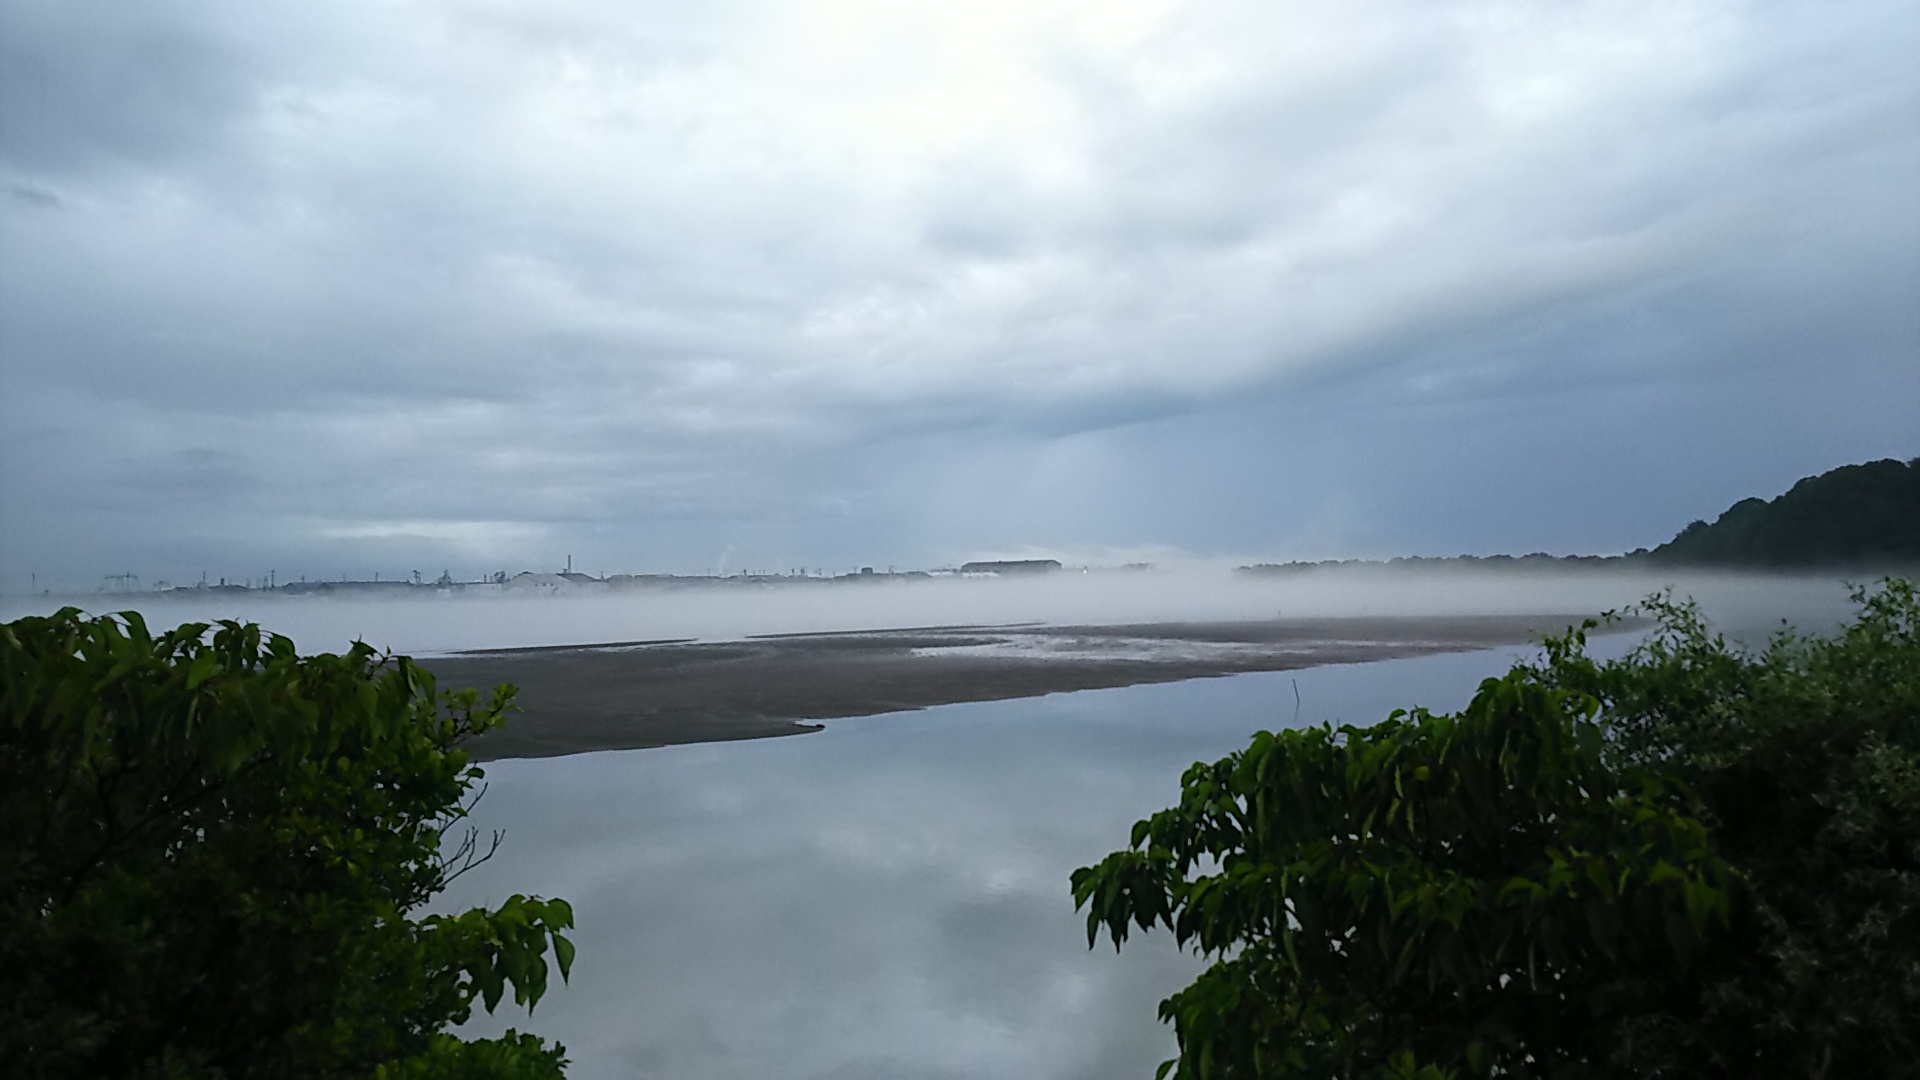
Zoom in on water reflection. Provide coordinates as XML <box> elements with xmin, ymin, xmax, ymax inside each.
<box><xmin>434</xmin><ymin>568</ymin><xmax>1861</xmax><ymax>1080</ymax></box>
<box><xmin>438</xmin><ymin>644</ymin><xmax>1611</xmax><ymax>1079</ymax></box>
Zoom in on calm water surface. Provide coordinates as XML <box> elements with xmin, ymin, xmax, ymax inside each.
<box><xmin>439</xmin><ymin>642</ymin><xmax>1626</xmax><ymax>1080</ymax></box>
<box><xmin>431</xmin><ymin>582</ymin><xmax>1856</xmax><ymax>1079</ymax></box>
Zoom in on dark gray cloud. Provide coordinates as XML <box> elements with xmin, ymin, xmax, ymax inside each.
<box><xmin>3</xmin><ymin>0</ymin><xmax>1916</xmax><ymax>587</ymax></box>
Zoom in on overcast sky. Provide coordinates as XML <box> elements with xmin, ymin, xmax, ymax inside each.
<box><xmin>3</xmin><ymin>0</ymin><xmax>1916</xmax><ymax>587</ymax></box>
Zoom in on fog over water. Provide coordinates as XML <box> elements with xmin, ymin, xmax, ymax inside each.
<box><xmin>0</xmin><ymin>567</ymin><xmax>1863</xmax><ymax>656</ymax></box>
<box><xmin>409</xmin><ymin>575</ymin><xmax>1848</xmax><ymax>1080</ymax></box>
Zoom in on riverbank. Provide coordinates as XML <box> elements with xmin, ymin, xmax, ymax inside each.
<box><xmin>427</xmin><ymin>613</ymin><xmax>1607</xmax><ymax>760</ymax></box>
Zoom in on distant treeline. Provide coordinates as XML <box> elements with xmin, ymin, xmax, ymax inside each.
<box><xmin>1649</xmin><ymin>457</ymin><xmax>1920</xmax><ymax>567</ymax></box>
<box><xmin>1241</xmin><ymin>457</ymin><xmax>1920</xmax><ymax>575</ymax></box>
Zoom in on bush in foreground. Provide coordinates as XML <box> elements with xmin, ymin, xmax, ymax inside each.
<box><xmin>1525</xmin><ymin>580</ymin><xmax>1920</xmax><ymax>1074</ymax></box>
<box><xmin>1</xmin><ymin>609</ymin><xmax>574</xmax><ymax>1079</ymax></box>
<box><xmin>1075</xmin><ymin>580</ymin><xmax>1918</xmax><ymax>1079</ymax></box>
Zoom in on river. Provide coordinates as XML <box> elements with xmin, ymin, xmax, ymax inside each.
<box><xmin>436</xmin><ymin>639</ymin><xmax>1651</xmax><ymax>1079</ymax></box>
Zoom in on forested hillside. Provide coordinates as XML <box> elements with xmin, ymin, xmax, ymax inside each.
<box><xmin>1651</xmin><ymin>458</ymin><xmax>1920</xmax><ymax>568</ymax></box>
<box><xmin>1241</xmin><ymin>457</ymin><xmax>1920</xmax><ymax>575</ymax></box>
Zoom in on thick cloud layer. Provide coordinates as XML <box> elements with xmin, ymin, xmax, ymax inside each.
<box><xmin>3</xmin><ymin>0</ymin><xmax>1916</xmax><ymax>587</ymax></box>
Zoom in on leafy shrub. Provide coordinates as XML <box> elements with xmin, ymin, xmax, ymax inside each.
<box><xmin>1524</xmin><ymin>579</ymin><xmax>1920</xmax><ymax>1076</ymax></box>
<box><xmin>1</xmin><ymin>609</ymin><xmax>575</xmax><ymax>1079</ymax></box>
<box><xmin>1074</xmin><ymin>672</ymin><xmax>1735</xmax><ymax>1078</ymax></box>
<box><xmin>1076</xmin><ymin>579</ymin><xmax>1919</xmax><ymax>1078</ymax></box>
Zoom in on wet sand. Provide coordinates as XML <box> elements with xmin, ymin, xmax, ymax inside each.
<box><xmin>426</xmin><ymin>614</ymin><xmax>1602</xmax><ymax>760</ymax></box>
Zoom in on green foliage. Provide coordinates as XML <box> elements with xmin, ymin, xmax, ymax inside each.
<box><xmin>1523</xmin><ymin>579</ymin><xmax>1920</xmax><ymax>1076</ymax></box>
<box><xmin>1077</xmin><ymin>580</ymin><xmax>1920</xmax><ymax>1078</ymax></box>
<box><xmin>1075</xmin><ymin>674</ymin><xmax>1734</xmax><ymax>1078</ymax></box>
<box><xmin>1650</xmin><ymin>457</ymin><xmax>1920</xmax><ymax>568</ymax></box>
<box><xmin>1</xmin><ymin>608</ymin><xmax>575</xmax><ymax>1079</ymax></box>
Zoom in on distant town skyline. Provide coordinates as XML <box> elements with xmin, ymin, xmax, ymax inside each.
<box><xmin>30</xmin><ymin>557</ymin><xmax>1090</xmax><ymax>597</ymax></box>
<box><xmin>4</xmin><ymin>1</ymin><xmax>1916</xmax><ymax>591</ymax></box>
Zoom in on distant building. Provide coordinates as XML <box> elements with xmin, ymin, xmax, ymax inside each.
<box><xmin>959</xmin><ymin>559</ymin><xmax>1062</xmax><ymax>576</ymax></box>
<box><xmin>505</xmin><ymin>572</ymin><xmax>567</xmax><ymax>596</ymax></box>
<box><xmin>503</xmin><ymin>571</ymin><xmax>610</xmax><ymax>596</ymax></box>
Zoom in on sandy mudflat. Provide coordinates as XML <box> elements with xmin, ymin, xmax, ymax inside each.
<box><xmin>425</xmin><ymin>614</ymin><xmax>1601</xmax><ymax>761</ymax></box>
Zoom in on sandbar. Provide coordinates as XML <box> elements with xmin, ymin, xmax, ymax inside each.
<box><xmin>425</xmin><ymin>614</ymin><xmax>1605</xmax><ymax>761</ymax></box>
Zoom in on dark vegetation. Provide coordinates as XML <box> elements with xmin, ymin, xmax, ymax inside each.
<box><xmin>1649</xmin><ymin>457</ymin><xmax>1920</xmax><ymax>568</ymax></box>
<box><xmin>1241</xmin><ymin>457</ymin><xmax>1920</xmax><ymax>575</ymax></box>
<box><xmin>1075</xmin><ymin>579</ymin><xmax>1919</xmax><ymax>1078</ymax></box>
<box><xmin>2</xmin><ymin>610</ymin><xmax>574</xmax><ymax>1079</ymax></box>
